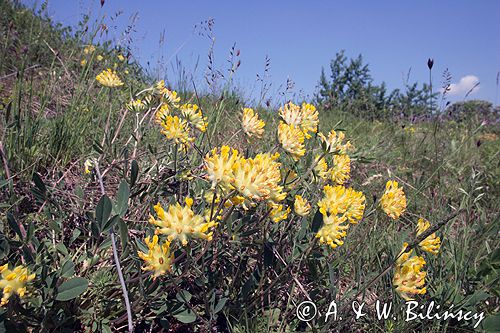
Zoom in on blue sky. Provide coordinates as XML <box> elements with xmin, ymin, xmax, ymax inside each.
<box><xmin>26</xmin><ymin>0</ymin><xmax>500</xmax><ymax>104</ymax></box>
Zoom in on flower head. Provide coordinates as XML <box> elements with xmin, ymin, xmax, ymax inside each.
<box><xmin>242</xmin><ymin>108</ymin><xmax>265</xmax><ymax>139</ymax></box>
<box><xmin>269</xmin><ymin>203</ymin><xmax>290</xmax><ymax>223</ymax></box>
<box><xmin>279</xmin><ymin>102</ymin><xmax>302</xmax><ymax>126</ymax></box>
<box><xmin>149</xmin><ymin>198</ymin><xmax>216</xmax><ymax>246</ymax></box>
<box><xmin>318</xmin><ymin>185</ymin><xmax>366</xmax><ymax>224</ymax></box>
<box><xmin>232</xmin><ymin>152</ymin><xmax>286</xmax><ymax>204</ymax></box>
<box><xmin>137</xmin><ymin>235</ymin><xmax>174</xmax><ymax>278</ymax></box>
<box><xmin>0</xmin><ymin>264</ymin><xmax>35</xmax><ymax>306</ymax></box>
<box><xmin>127</xmin><ymin>99</ymin><xmax>146</xmax><ymax>112</ymax></box>
<box><xmin>83</xmin><ymin>45</ymin><xmax>95</xmax><ymax>54</ymax></box>
<box><xmin>204</xmin><ymin>146</ymin><xmax>240</xmax><ymax>190</ymax></box>
<box><xmin>159</xmin><ymin>115</ymin><xmax>193</xmax><ymax>145</ymax></box>
<box><xmin>117</xmin><ymin>54</ymin><xmax>126</xmax><ymax>62</ymax></box>
<box><xmin>155</xmin><ymin>104</ymin><xmax>170</xmax><ymax>124</ymax></box>
<box><xmin>299</xmin><ymin>103</ymin><xmax>319</xmax><ymax>139</ymax></box>
<box><xmin>294</xmin><ymin>195</ymin><xmax>311</xmax><ymax>216</ymax></box>
<box><xmin>318</xmin><ymin>130</ymin><xmax>352</xmax><ymax>154</ymax></box>
<box><xmin>416</xmin><ymin>218</ymin><xmax>441</xmax><ymax>255</ymax></box>
<box><xmin>330</xmin><ymin>154</ymin><xmax>351</xmax><ymax>185</ymax></box>
<box><xmin>278</xmin><ymin>122</ymin><xmax>305</xmax><ymax>160</ymax></box>
<box><xmin>314</xmin><ymin>155</ymin><xmax>329</xmax><ymax>180</ymax></box>
<box><xmin>84</xmin><ymin>159</ymin><xmax>94</xmax><ymax>175</ymax></box>
<box><xmin>316</xmin><ymin>214</ymin><xmax>349</xmax><ymax>249</ymax></box>
<box><xmin>96</xmin><ymin>69</ymin><xmax>123</xmax><ymax>88</ymax></box>
<box><xmin>96</xmin><ymin>55</ymin><xmax>104</xmax><ymax>61</ymax></box>
<box><xmin>180</xmin><ymin>103</ymin><xmax>207</xmax><ymax>132</ymax></box>
<box><xmin>393</xmin><ymin>244</ymin><xmax>427</xmax><ymax>300</ymax></box>
<box><xmin>380</xmin><ymin>180</ymin><xmax>407</xmax><ymax>219</ymax></box>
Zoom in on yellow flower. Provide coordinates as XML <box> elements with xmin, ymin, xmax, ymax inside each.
<box><xmin>318</xmin><ymin>130</ymin><xmax>352</xmax><ymax>154</ymax></box>
<box><xmin>0</xmin><ymin>264</ymin><xmax>35</xmax><ymax>306</ymax></box>
<box><xmin>154</xmin><ymin>81</ymin><xmax>181</xmax><ymax>106</ymax></box>
<box><xmin>316</xmin><ymin>214</ymin><xmax>349</xmax><ymax>249</ymax></box>
<box><xmin>149</xmin><ymin>198</ymin><xmax>216</xmax><ymax>246</ymax></box>
<box><xmin>393</xmin><ymin>244</ymin><xmax>427</xmax><ymax>300</ymax></box>
<box><xmin>117</xmin><ymin>54</ymin><xmax>126</xmax><ymax>62</ymax></box>
<box><xmin>269</xmin><ymin>203</ymin><xmax>290</xmax><ymax>223</ymax></box>
<box><xmin>278</xmin><ymin>122</ymin><xmax>305</xmax><ymax>160</ymax></box>
<box><xmin>329</xmin><ymin>154</ymin><xmax>351</xmax><ymax>185</ymax></box>
<box><xmin>159</xmin><ymin>115</ymin><xmax>193</xmax><ymax>145</ymax></box>
<box><xmin>317</xmin><ymin>185</ymin><xmax>365</xmax><ymax>224</ymax></box>
<box><xmin>96</xmin><ymin>55</ymin><xmax>104</xmax><ymax>61</ymax></box>
<box><xmin>180</xmin><ymin>103</ymin><xmax>207</xmax><ymax>132</ymax></box>
<box><xmin>80</xmin><ymin>59</ymin><xmax>87</xmax><ymax>66</ymax></box>
<box><xmin>294</xmin><ymin>195</ymin><xmax>311</xmax><ymax>216</ymax></box>
<box><xmin>155</xmin><ymin>104</ymin><xmax>170</xmax><ymax>124</ymax></box>
<box><xmin>279</xmin><ymin>102</ymin><xmax>302</xmax><ymax>126</ymax></box>
<box><xmin>241</xmin><ymin>107</ymin><xmax>265</xmax><ymax>139</ymax></box>
<box><xmin>314</xmin><ymin>155</ymin><xmax>329</xmax><ymax>179</ymax></box>
<box><xmin>137</xmin><ymin>235</ymin><xmax>173</xmax><ymax>278</ymax></box>
<box><xmin>96</xmin><ymin>69</ymin><xmax>123</xmax><ymax>88</ymax></box>
<box><xmin>231</xmin><ymin>152</ymin><xmax>286</xmax><ymax>204</ymax></box>
<box><xmin>204</xmin><ymin>146</ymin><xmax>240</xmax><ymax>189</ymax></box>
<box><xmin>416</xmin><ymin>218</ymin><xmax>441</xmax><ymax>255</ymax></box>
<box><xmin>299</xmin><ymin>103</ymin><xmax>319</xmax><ymax>139</ymax></box>
<box><xmin>126</xmin><ymin>99</ymin><xmax>146</xmax><ymax>112</ymax></box>
<box><xmin>83</xmin><ymin>45</ymin><xmax>95</xmax><ymax>54</ymax></box>
<box><xmin>380</xmin><ymin>180</ymin><xmax>407</xmax><ymax>219</ymax></box>
<box><xmin>84</xmin><ymin>159</ymin><xmax>94</xmax><ymax>175</ymax></box>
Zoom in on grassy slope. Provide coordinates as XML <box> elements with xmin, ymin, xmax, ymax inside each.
<box><xmin>0</xmin><ymin>1</ymin><xmax>499</xmax><ymax>332</ymax></box>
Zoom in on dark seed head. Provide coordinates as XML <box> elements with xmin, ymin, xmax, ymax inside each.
<box><xmin>427</xmin><ymin>58</ymin><xmax>434</xmax><ymax>70</ymax></box>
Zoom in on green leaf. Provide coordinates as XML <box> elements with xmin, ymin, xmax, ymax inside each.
<box><xmin>56</xmin><ymin>277</ymin><xmax>89</xmax><ymax>301</ymax></box>
<box><xmin>118</xmin><ymin>218</ymin><xmax>128</xmax><ymax>250</ymax></box>
<box><xmin>174</xmin><ymin>308</ymin><xmax>196</xmax><ymax>324</ymax></box>
<box><xmin>130</xmin><ymin>160</ymin><xmax>139</xmax><ymax>187</ymax></box>
<box><xmin>103</xmin><ymin>215</ymin><xmax>120</xmax><ymax>233</ymax></box>
<box><xmin>176</xmin><ymin>290</ymin><xmax>192</xmax><ymax>303</ymax></box>
<box><xmin>311</xmin><ymin>209</ymin><xmax>323</xmax><ymax>233</ymax></box>
<box><xmin>481</xmin><ymin>313</ymin><xmax>500</xmax><ymax>332</ymax></box>
<box><xmin>32</xmin><ymin>172</ymin><xmax>46</xmax><ymax>193</ymax></box>
<box><xmin>96</xmin><ymin>195</ymin><xmax>112</xmax><ymax>232</ymax></box>
<box><xmin>7</xmin><ymin>213</ymin><xmax>22</xmax><ymax>238</ymax></box>
<box><xmin>60</xmin><ymin>259</ymin><xmax>75</xmax><ymax>278</ymax></box>
<box><xmin>115</xmin><ymin>181</ymin><xmax>130</xmax><ymax>217</ymax></box>
<box><xmin>214</xmin><ymin>297</ymin><xmax>227</xmax><ymax>314</ymax></box>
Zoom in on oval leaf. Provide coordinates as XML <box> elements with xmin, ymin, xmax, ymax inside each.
<box><xmin>56</xmin><ymin>277</ymin><xmax>89</xmax><ymax>301</ymax></box>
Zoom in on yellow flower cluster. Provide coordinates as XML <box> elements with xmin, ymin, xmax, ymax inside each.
<box><xmin>137</xmin><ymin>235</ymin><xmax>174</xmax><ymax>279</ymax></box>
<box><xmin>380</xmin><ymin>180</ymin><xmax>407</xmax><ymax>219</ymax></box>
<box><xmin>269</xmin><ymin>203</ymin><xmax>290</xmax><ymax>223</ymax></box>
<box><xmin>204</xmin><ymin>146</ymin><xmax>287</xmax><ymax>211</ymax></box>
<box><xmin>294</xmin><ymin>195</ymin><xmax>311</xmax><ymax>216</ymax></box>
<box><xmin>278</xmin><ymin>122</ymin><xmax>305</xmax><ymax>160</ymax></box>
<box><xmin>416</xmin><ymin>218</ymin><xmax>441</xmax><ymax>255</ymax></box>
<box><xmin>0</xmin><ymin>264</ymin><xmax>35</xmax><ymax>306</ymax></box>
<box><xmin>316</xmin><ymin>185</ymin><xmax>366</xmax><ymax>249</ymax></box>
<box><xmin>180</xmin><ymin>103</ymin><xmax>207</xmax><ymax>132</ymax></box>
<box><xmin>83</xmin><ymin>45</ymin><xmax>96</xmax><ymax>54</ymax></box>
<box><xmin>278</xmin><ymin>102</ymin><xmax>319</xmax><ymax>139</ymax></box>
<box><xmin>96</xmin><ymin>69</ymin><xmax>123</xmax><ymax>88</ymax></box>
<box><xmin>126</xmin><ymin>99</ymin><xmax>146</xmax><ymax>112</ymax></box>
<box><xmin>318</xmin><ymin>130</ymin><xmax>352</xmax><ymax>154</ymax></box>
<box><xmin>315</xmin><ymin>154</ymin><xmax>352</xmax><ymax>185</ymax></box>
<box><xmin>149</xmin><ymin>198</ymin><xmax>216</xmax><ymax>246</ymax></box>
<box><xmin>393</xmin><ymin>243</ymin><xmax>427</xmax><ymax>300</ymax></box>
<box><xmin>159</xmin><ymin>116</ymin><xmax>193</xmax><ymax>145</ymax></box>
<box><xmin>241</xmin><ymin>108</ymin><xmax>265</xmax><ymax>139</ymax></box>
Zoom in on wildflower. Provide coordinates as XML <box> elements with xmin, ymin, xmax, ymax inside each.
<box><xmin>204</xmin><ymin>146</ymin><xmax>240</xmax><ymax>189</ymax></box>
<box><xmin>117</xmin><ymin>54</ymin><xmax>126</xmax><ymax>62</ymax></box>
<box><xmin>159</xmin><ymin>115</ymin><xmax>193</xmax><ymax>145</ymax></box>
<box><xmin>294</xmin><ymin>195</ymin><xmax>311</xmax><ymax>216</ymax></box>
<box><xmin>80</xmin><ymin>59</ymin><xmax>87</xmax><ymax>66</ymax></box>
<box><xmin>83</xmin><ymin>45</ymin><xmax>95</xmax><ymax>54</ymax></box>
<box><xmin>316</xmin><ymin>214</ymin><xmax>349</xmax><ymax>249</ymax></box>
<box><xmin>279</xmin><ymin>102</ymin><xmax>302</xmax><ymax>126</ymax></box>
<box><xmin>314</xmin><ymin>155</ymin><xmax>329</xmax><ymax>179</ymax></box>
<box><xmin>299</xmin><ymin>103</ymin><xmax>319</xmax><ymax>139</ymax></box>
<box><xmin>269</xmin><ymin>203</ymin><xmax>290</xmax><ymax>223</ymax></box>
<box><xmin>330</xmin><ymin>154</ymin><xmax>351</xmax><ymax>185</ymax></box>
<box><xmin>113</xmin><ymin>62</ymin><xmax>118</xmax><ymax>69</ymax></box>
<box><xmin>96</xmin><ymin>55</ymin><xmax>104</xmax><ymax>61</ymax></box>
<box><xmin>380</xmin><ymin>180</ymin><xmax>407</xmax><ymax>219</ymax></box>
<box><xmin>278</xmin><ymin>122</ymin><xmax>305</xmax><ymax>160</ymax></box>
<box><xmin>180</xmin><ymin>103</ymin><xmax>207</xmax><ymax>132</ymax></box>
<box><xmin>149</xmin><ymin>198</ymin><xmax>216</xmax><ymax>246</ymax></box>
<box><xmin>231</xmin><ymin>152</ymin><xmax>286</xmax><ymax>204</ymax></box>
<box><xmin>137</xmin><ymin>235</ymin><xmax>173</xmax><ymax>278</ymax></box>
<box><xmin>96</xmin><ymin>69</ymin><xmax>123</xmax><ymax>88</ymax></box>
<box><xmin>154</xmin><ymin>81</ymin><xmax>181</xmax><ymax>106</ymax></box>
<box><xmin>241</xmin><ymin>107</ymin><xmax>265</xmax><ymax>139</ymax></box>
<box><xmin>155</xmin><ymin>104</ymin><xmax>170</xmax><ymax>124</ymax></box>
<box><xmin>393</xmin><ymin>243</ymin><xmax>427</xmax><ymax>300</ymax></box>
<box><xmin>127</xmin><ymin>99</ymin><xmax>146</xmax><ymax>112</ymax></box>
<box><xmin>416</xmin><ymin>218</ymin><xmax>441</xmax><ymax>255</ymax></box>
<box><xmin>84</xmin><ymin>159</ymin><xmax>94</xmax><ymax>174</ymax></box>
<box><xmin>317</xmin><ymin>185</ymin><xmax>365</xmax><ymax>224</ymax></box>
<box><xmin>318</xmin><ymin>130</ymin><xmax>352</xmax><ymax>154</ymax></box>
<box><xmin>0</xmin><ymin>264</ymin><xmax>35</xmax><ymax>306</ymax></box>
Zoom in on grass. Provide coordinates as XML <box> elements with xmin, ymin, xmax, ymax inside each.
<box><xmin>0</xmin><ymin>1</ymin><xmax>499</xmax><ymax>332</ymax></box>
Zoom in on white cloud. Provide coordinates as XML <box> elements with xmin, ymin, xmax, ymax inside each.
<box><xmin>446</xmin><ymin>75</ymin><xmax>480</xmax><ymax>96</ymax></box>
